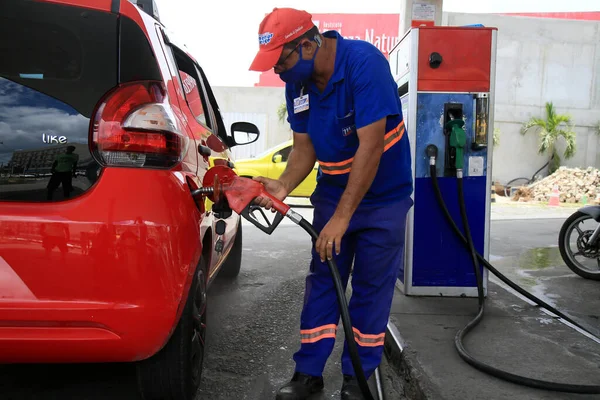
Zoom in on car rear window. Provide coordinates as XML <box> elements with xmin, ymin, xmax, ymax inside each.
<box><xmin>0</xmin><ymin>0</ymin><xmax>118</xmax><ymax>202</ymax></box>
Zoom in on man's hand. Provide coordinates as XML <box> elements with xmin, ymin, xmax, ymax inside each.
<box><xmin>251</xmin><ymin>133</ymin><xmax>316</xmax><ymax>212</ymax></box>
<box><xmin>315</xmin><ymin>214</ymin><xmax>350</xmax><ymax>261</ymax></box>
<box><xmin>252</xmin><ymin>176</ymin><xmax>288</xmax><ymax>211</ymax></box>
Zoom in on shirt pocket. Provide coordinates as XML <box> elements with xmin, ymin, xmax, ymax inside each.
<box><xmin>335</xmin><ymin>109</ymin><xmax>358</xmax><ymax>150</ymax></box>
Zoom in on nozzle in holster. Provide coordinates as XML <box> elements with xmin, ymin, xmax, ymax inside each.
<box><xmin>446</xmin><ymin>119</ymin><xmax>466</xmax><ymax>170</ymax></box>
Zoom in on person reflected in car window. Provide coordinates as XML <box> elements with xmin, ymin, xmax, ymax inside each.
<box><xmin>47</xmin><ymin>145</ymin><xmax>78</xmax><ymax>200</ymax></box>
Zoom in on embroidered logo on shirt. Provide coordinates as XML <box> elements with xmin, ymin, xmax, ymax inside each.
<box><xmin>342</xmin><ymin>125</ymin><xmax>355</xmax><ymax>136</ymax></box>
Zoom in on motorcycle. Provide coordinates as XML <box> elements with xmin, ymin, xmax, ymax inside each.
<box><xmin>558</xmin><ymin>205</ymin><xmax>600</xmax><ymax>280</ymax></box>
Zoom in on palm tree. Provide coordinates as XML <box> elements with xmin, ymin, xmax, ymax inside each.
<box><xmin>520</xmin><ymin>101</ymin><xmax>576</xmax><ymax>175</ymax></box>
<box><xmin>277</xmin><ymin>102</ymin><xmax>287</xmax><ymax>124</ymax></box>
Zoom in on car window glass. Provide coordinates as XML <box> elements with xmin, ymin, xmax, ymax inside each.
<box><xmin>179</xmin><ymin>70</ymin><xmax>207</xmax><ymax>126</ymax></box>
<box><xmin>194</xmin><ymin>64</ymin><xmax>228</xmax><ymax>142</ymax></box>
<box><xmin>0</xmin><ymin>1</ymin><xmax>116</xmax><ymax>202</ymax></box>
<box><xmin>170</xmin><ymin>48</ymin><xmax>211</xmax><ymax>129</ymax></box>
<box><xmin>276</xmin><ymin>146</ymin><xmax>292</xmax><ymax>162</ymax></box>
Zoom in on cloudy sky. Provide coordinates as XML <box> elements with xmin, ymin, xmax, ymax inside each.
<box><xmin>156</xmin><ymin>0</ymin><xmax>599</xmax><ymax>87</ymax></box>
<box><xmin>0</xmin><ymin>78</ymin><xmax>89</xmax><ymax>165</ymax></box>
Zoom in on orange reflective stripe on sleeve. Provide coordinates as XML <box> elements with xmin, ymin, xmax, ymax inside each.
<box><xmin>300</xmin><ymin>324</ymin><xmax>337</xmax><ymax>344</ymax></box>
<box><xmin>384</xmin><ymin>120</ymin><xmax>405</xmax><ymax>151</ymax></box>
<box><xmin>352</xmin><ymin>327</ymin><xmax>386</xmax><ymax>347</ymax></box>
<box><xmin>318</xmin><ymin>120</ymin><xmax>405</xmax><ymax>176</ymax></box>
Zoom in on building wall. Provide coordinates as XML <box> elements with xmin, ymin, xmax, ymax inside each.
<box><xmin>212</xmin><ymin>86</ymin><xmax>289</xmax><ymax>160</ymax></box>
<box><xmin>444</xmin><ymin>12</ymin><xmax>600</xmax><ymax>184</ymax></box>
<box><xmin>9</xmin><ymin>143</ymin><xmax>91</xmax><ymax>174</ymax></box>
<box><xmin>213</xmin><ymin>13</ymin><xmax>600</xmax><ymax>184</ymax></box>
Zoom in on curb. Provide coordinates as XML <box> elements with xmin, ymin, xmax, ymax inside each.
<box><xmin>384</xmin><ymin>320</ymin><xmax>445</xmax><ymax>400</ymax></box>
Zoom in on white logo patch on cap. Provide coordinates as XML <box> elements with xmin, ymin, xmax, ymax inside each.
<box><xmin>259</xmin><ymin>32</ymin><xmax>274</xmax><ymax>45</ymax></box>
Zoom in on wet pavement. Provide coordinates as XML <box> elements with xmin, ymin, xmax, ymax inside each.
<box><xmin>489</xmin><ymin>218</ymin><xmax>600</xmax><ymax>338</ymax></box>
<box><xmin>0</xmin><ymin>218</ymin><xmax>404</xmax><ymax>399</ymax></box>
<box><xmin>387</xmin><ymin>217</ymin><xmax>600</xmax><ymax>400</ymax></box>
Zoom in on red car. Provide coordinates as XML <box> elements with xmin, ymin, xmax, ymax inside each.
<box><xmin>0</xmin><ymin>0</ymin><xmax>259</xmax><ymax>399</ymax></box>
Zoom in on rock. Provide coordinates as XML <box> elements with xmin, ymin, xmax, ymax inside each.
<box><xmin>510</xmin><ymin>167</ymin><xmax>600</xmax><ymax>204</ymax></box>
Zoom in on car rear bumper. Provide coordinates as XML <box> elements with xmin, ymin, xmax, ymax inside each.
<box><xmin>0</xmin><ymin>169</ymin><xmax>203</xmax><ymax>363</ymax></box>
<box><xmin>0</xmin><ymin>300</ymin><xmax>170</xmax><ymax>363</ymax></box>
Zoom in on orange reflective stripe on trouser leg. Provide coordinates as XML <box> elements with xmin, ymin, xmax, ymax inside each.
<box><xmin>300</xmin><ymin>324</ymin><xmax>337</xmax><ymax>344</ymax></box>
<box><xmin>352</xmin><ymin>327</ymin><xmax>386</xmax><ymax>347</ymax></box>
<box><xmin>318</xmin><ymin>120</ymin><xmax>405</xmax><ymax>175</ymax></box>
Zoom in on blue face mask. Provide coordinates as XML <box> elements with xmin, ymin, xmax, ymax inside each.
<box><xmin>279</xmin><ymin>44</ymin><xmax>319</xmax><ymax>84</ymax></box>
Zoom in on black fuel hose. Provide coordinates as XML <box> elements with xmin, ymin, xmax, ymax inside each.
<box><xmin>429</xmin><ymin>161</ymin><xmax>600</xmax><ymax>394</ymax></box>
<box><xmin>298</xmin><ymin>218</ymin><xmax>376</xmax><ymax>400</ymax></box>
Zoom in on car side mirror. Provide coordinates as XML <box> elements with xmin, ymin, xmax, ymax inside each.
<box><xmin>272</xmin><ymin>154</ymin><xmax>283</xmax><ymax>163</ymax></box>
<box><xmin>230</xmin><ymin>122</ymin><xmax>260</xmax><ymax>147</ymax></box>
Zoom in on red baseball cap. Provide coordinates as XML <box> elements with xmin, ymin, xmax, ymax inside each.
<box><xmin>249</xmin><ymin>8</ymin><xmax>315</xmax><ymax>72</ymax></box>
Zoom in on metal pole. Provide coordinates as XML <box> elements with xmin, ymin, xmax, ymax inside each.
<box><xmin>374</xmin><ymin>367</ymin><xmax>385</xmax><ymax>400</ymax></box>
<box><xmin>399</xmin><ymin>0</ymin><xmax>444</xmax><ymax>37</ymax></box>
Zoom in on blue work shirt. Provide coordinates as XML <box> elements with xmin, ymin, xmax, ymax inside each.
<box><xmin>285</xmin><ymin>30</ymin><xmax>413</xmax><ymax>208</ymax></box>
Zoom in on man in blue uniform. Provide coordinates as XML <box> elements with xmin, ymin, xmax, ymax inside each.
<box><xmin>249</xmin><ymin>7</ymin><xmax>413</xmax><ymax>400</ymax></box>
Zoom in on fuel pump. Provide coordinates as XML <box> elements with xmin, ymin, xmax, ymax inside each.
<box><xmin>387</xmin><ymin>26</ymin><xmax>600</xmax><ymax>394</ymax></box>
<box><xmin>388</xmin><ymin>25</ymin><xmax>495</xmax><ymax>297</ymax></box>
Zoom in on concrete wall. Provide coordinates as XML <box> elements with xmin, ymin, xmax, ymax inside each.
<box><xmin>212</xmin><ymin>86</ymin><xmax>290</xmax><ymax>154</ymax></box>
<box><xmin>445</xmin><ymin>12</ymin><xmax>600</xmax><ymax>184</ymax></box>
<box><xmin>212</xmin><ymin>13</ymin><xmax>600</xmax><ymax>184</ymax></box>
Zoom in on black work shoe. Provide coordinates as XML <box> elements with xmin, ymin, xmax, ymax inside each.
<box><xmin>275</xmin><ymin>372</ymin><xmax>324</xmax><ymax>400</ymax></box>
<box><xmin>340</xmin><ymin>375</ymin><xmax>363</xmax><ymax>400</ymax></box>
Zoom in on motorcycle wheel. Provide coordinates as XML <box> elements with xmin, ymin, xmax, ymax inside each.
<box><xmin>558</xmin><ymin>211</ymin><xmax>600</xmax><ymax>281</ymax></box>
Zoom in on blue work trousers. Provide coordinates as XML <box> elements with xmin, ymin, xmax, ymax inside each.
<box><xmin>293</xmin><ymin>195</ymin><xmax>413</xmax><ymax>379</ymax></box>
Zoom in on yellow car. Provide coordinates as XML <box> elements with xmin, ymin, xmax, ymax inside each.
<box><xmin>226</xmin><ymin>140</ymin><xmax>318</xmax><ymax>198</ymax></box>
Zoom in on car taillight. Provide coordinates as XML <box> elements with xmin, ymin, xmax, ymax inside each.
<box><xmin>91</xmin><ymin>81</ymin><xmax>188</xmax><ymax>169</ymax></box>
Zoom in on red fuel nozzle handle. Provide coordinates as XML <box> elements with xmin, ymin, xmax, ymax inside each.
<box><xmin>223</xmin><ymin>176</ymin><xmax>291</xmax><ymax>235</ymax></box>
<box><xmin>221</xmin><ymin>176</ymin><xmax>290</xmax><ymax>215</ymax></box>
<box><xmin>197</xmin><ymin>166</ymin><xmax>297</xmax><ymax>235</ymax></box>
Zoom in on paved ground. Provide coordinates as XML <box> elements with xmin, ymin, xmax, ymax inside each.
<box><xmin>489</xmin><ymin>198</ymin><xmax>581</xmax><ymax>221</ymax></box>
<box><xmin>489</xmin><ymin>218</ymin><xmax>600</xmax><ymax>338</ymax></box>
<box><xmin>0</xmin><ymin>201</ymin><xmax>595</xmax><ymax>399</ymax></box>
<box><xmin>0</xmin><ymin>219</ymin><xmax>403</xmax><ymax>400</ymax></box>
<box><xmin>389</xmin><ymin>216</ymin><xmax>600</xmax><ymax>400</ymax></box>
<box><xmin>389</xmin><ymin>282</ymin><xmax>600</xmax><ymax>400</ymax></box>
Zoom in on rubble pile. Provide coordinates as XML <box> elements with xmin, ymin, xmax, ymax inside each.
<box><xmin>517</xmin><ymin>167</ymin><xmax>600</xmax><ymax>204</ymax></box>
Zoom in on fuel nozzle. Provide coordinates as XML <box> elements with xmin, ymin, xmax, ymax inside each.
<box><xmin>193</xmin><ymin>187</ymin><xmax>214</xmax><ymax>196</ymax></box>
<box><xmin>192</xmin><ymin>165</ymin><xmax>299</xmax><ymax>234</ymax></box>
<box><xmin>445</xmin><ymin>118</ymin><xmax>466</xmax><ymax>170</ymax></box>
<box><xmin>426</xmin><ymin>144</ymin><xmax>438</xmax><ymax>165</ymax></box>
<box><xmin>192</xmin><ymin>173</ymin><xmax>225</xmax><ymax>205</ymax></box>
